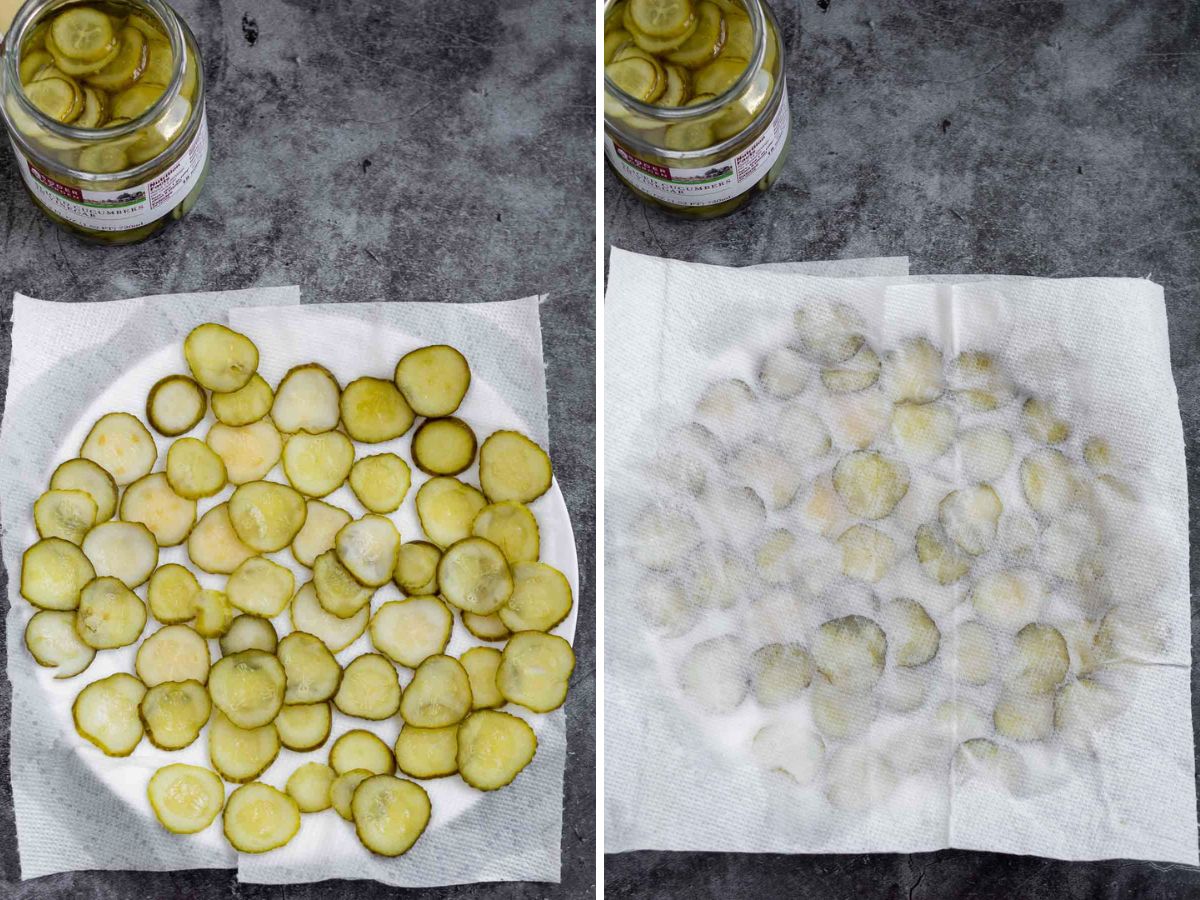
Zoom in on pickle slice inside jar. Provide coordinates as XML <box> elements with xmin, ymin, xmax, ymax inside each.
<box><xmin>24</xmin><ymin>77</ymin><xmax>78</xmax><ymax>122</ymax></box>
<box><xmin>629</xmin><ymin>0</ymin><xmax>696</xmax><ymax>38</ymax></box>
<box><xmin>664</xmin><ymin>0</ymin><xmax>727</xmax><ymax>68</ymax></box>
<box><xmin>19</xmin><ymin>50</ymin><xmax>54</xmax><ymax>85</ymax></box>
<box><xmin>694</xmin><ymin>56</ymin><xmax>748</xmax><ymax>96</ymax></box>
<box><xmin>85</xmin><ymin>26</ymin><xmax>148</xmax><ymax>93</ymax></box>
<box><xmin>51</xmin><ymin>7</ymin><xmax>117</xmax><ymax>63</ymax></box>
<box><xmin>606</xmin><ymin>57</ymin><xmax>662</xmax><ymax>104</ymax></box>
<box><xmin>625</xmin><ymin>2</ymin><xmax>698</xmax><ymax>54</ymax></box>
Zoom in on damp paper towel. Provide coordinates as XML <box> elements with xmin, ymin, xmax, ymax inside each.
<box><xmin>2</xmin><ymin>291</ymin><xmax>575</xmax><ymax>885</ymax></box>
<box><xmin>603</xmin><ymin>248</ymin><xmax>1197</xmax><ymax>864</ymax></box>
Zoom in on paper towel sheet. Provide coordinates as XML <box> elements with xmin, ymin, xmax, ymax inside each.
<box><xmin>603</xmin><ymin>249</ymin><xmax>1196</xmax><ymax>864</ymax></box>
<box><xmin>0</xmin><ymin>286</ymin><xmax>300</xmax><ymax>879</ymax></box>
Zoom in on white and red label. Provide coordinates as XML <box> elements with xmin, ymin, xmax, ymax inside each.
<box><xmin>12</xmin><ymin>112</ymin><xmax>208</xmax><ymax>232</ymax></box>
<box><xmin>605</xmin><ymin>81</ymin><xmax>789</xmax><ymax>208</ymax></box>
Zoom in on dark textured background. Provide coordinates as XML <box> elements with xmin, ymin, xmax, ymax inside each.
<box><xmin>604</xmin><ymin>0</ymin><xmax>1200</xmax><ymax>897</ymax></box>
<box><xmin>0</xmin><ymin>0</ymin><xmax>595</xmax><ymax>897</ymax></box>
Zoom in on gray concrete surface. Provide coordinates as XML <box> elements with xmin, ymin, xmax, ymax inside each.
<box><xmin>0</xmin><ymin>0</ymin><xmax>594</xmax><ymax>897</ymax></box>
<box><xmin>604</xmin><ymin>0</ymin><xmax>1200</xmax><ymax>897</ymax></box>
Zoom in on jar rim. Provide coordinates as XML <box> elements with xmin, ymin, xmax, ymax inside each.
<box><xmin>603</xmin><ymin>0</ymin><xmax>767</xmax><ymax>122</ymax></box>
<box><xmin>1</xmin><ymin>0</ymin><xmax>199</xmax><ymax>179</ymax></box>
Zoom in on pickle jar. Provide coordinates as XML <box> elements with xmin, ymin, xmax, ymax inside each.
<box><xmin>603</xmin><ymin>0</ymin><xmax>789</xmax><ymax>219</ymax></box>
<box><xmin>0</xmin><ymin>0</ymin><xmax>207</xmax><ymax>244</ymax></box>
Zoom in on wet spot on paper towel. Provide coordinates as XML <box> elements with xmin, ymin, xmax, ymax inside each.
<box><xmin>242</xmin><ymin>14</ymin><xmax>258</xmax><ymax>46</ymax></box>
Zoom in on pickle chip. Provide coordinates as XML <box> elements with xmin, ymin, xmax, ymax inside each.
<box><xmin>340</xmin><ymin>376</ymin><xmax>415</xmax><ymax>443</ymax></box>
<box><xmin>193</xmin><ymin>588</ymin><xmax>235</xmax><ymax>638</ymax></box>
<box><xmin>76</xmin><ymin>575</ymin><xmax>147</xmax><ymax>649</ymax></box>
<box><xmin>211</xmin><ymin>373</ymin><xmax>273</xmax><ymax>426</ymax></box>
<box><xmin>84</xmin><ymin>25</ymin><xmax>148</xmax><ymax>93</ymax></box>
<box><xmin>119</xmin><ymin>472</ymin><xmax>197</xmax><ymax>547</ymax></box>
<box><xmin>836</xmin><ymin>524</ymin><xmax>896</xmax><ymax>584</ymax></box>
<box><xmin>184</xmin><ymin>323</ymin><xmax>258</xmax><ymax>393</ymax></box>
<box><xmin>497</xmin><ymin>632</ymin><xmax>575</xmax><ymax>713</ymax></box>
<box><xmin>146</xmin><ymin>375</ymin><xmax>206</xmax><ymax>437</ymax></box>
<box><xmin>208</xmin><ymin>710</ymin><xmax>280</xmax><ymax>783</ymax></box>
<box><xmin>462</xmin><ymin>611</ymin><xmax>512</xmax><ymax>643</ymax></box>
<box><xmin>136</xmin><ymin>623</ymin><xmax>210</xmax><ymax>686</ymax></box>
<box><xmin>148</xmin><ymin>764</ymin><xmax>224</xmax><ymax>834</ymax></box>
<box><xmin>335</xmin><ymin>515</ymin><xmax>401</xmax><ymax>587</ymax></box>
<box><xmin>278</xmin><ymin>631</ymin><xmax>343</xmax><ymax>704</ymax></box>
<box><xmin>394</xmin><ymin>725</ymin><xmax>459</xmax><ymax>779</ymax></box>
<box><xmin>471</xmin><ymin>501</ymin><xmax>539</xmax><ymax>564</ymax></box>
<box><xmin>334</xmin><ymin>653</ymin><xmax>402</xmax><ymax>720</ymax></box>
<box><xmin>457</xmin><ymin>710</ymin><xmax>538</xmax><ymax>791</ymax></box>
<box><xmin>291</xmin><ymin>499</ymin><xmax>352</xmax><ymax>568</ymax></box>
<box><xmin>415</xmin><ymin>476</ymin><xmax>487</xmax><ymax>548</ymax></box>
<box><xmin>693</xmin><ymin>56</ymin><xmax>745</xmax><ymax>96</ymax></box>
<box><xmin>460</xmin><ymin>646</ymin><xmax>504</xmax><ymax>710</ymax></box>
<box><xmin>606</xmin><ymin>57</ymin><xmax>661</xmax><ymax>103</ymax></box>
<box><xmin>24</xmin><ymin>75</ymin><xmax>77</xmax><ymax>121</ymax></box>
<box><xmin>272</xmin><ymin>364</ymin><xmax>340</xmax><ymax>434</ymax></box>
<box><xmin>832</xmin><ymin>450</ymin><xmax>910</xmax><ymax>520</ymax></box>
<box><xmin>206</xmin><ymin>419</ymin><xmax>282</xmax><ymax>485</ymax></box>
<box><xmin>286</xmin><ymin>761</ymin><xmax>336</xmax><ymax>813</ymax></box>
<box><xmin>400</xmin><ymin>654</ymin><xmax>472</xmax><ymax>728</ymax></box>
<box><xmin>411</xmin><ymin>417</ymin><xmax>477</xmax><ymax>476</ymax></box>
<box><xmin>916</xmin><ymin>524</ymin><xmax>971</xmax><ymax>586</ymax></box>
<box><xmin>146</xmin><ymin>563</ymin><xmax>199</xmax><ymax>624</ymax></box>
<box><xmin>73</xmin><ymin>672</ymin><xmax>146</xmax><ymax>757</ymax></box>
<box><xmin>329</xmin><ymin>728</ymin><xmax>395</xmax><ymax>776</ymax></box>
<box><xmin>664</xmin><ymin>0</ymin><xmax>726</xmax><ymax>68</ymax></box>
<box><xmin>282</xmin><ymin>430</ymin><xmax>355</xmax><ymax>498</ymax></box>
<box><xmin>629</xmin><ymin>0</ymin><xmax>696</xmax><ymax>39</ymax></box>
<box><xmin>140</xmin><ymin>679</ymin><xmax>211</xmax><ymax>750</ymax></box>
<box><xmin>393</xmin><ymin>540</ymin><xmax>442</xmax><ymax>595</ymax></box>
<box><xmin>351</xmin><ymin>775</ymin><xmax>431</xmax><ymax>857</ymax></box>
<box><xmin>166</xmin><ymin>437</ymin><xmax>228</xmax><ymax>499</ymax></box>
<box><xmin>290</xmin><ymin>581</ymin><xmax>369</xmax><ymax>652</ymax></box>
<box><xmin>33</xmin><ymin>488</ymin><xmax>97</xmax><ymax>544</ymax></box>
<box><xmin>331</xmin><ymin>769</ymin><xmax>374</xmax><ymax>820</ymax></box>
<box><xmin>21</xmin><ymin>537</ymin><xmax>95</xmax><ymax>610</ymax></box>
<box><xmin>370</xmin><ymin>597</ymin><xmax>453</xmax><ymax>668</ymax></box>
<box><xmin>228</xmin><ymin>480</ymin><xmax>307</xmax><ymax>552</ymax></box>
<box><xmin>25</xmin><ymin>609</ymin><xmax>95</xmax><ymax>678</ymax></box>
<box><xmin>312</xmin><ymin>548</ymin><xmax>375</xmax><ymax>619</ymax></box>
<box><xmin>499</xmin><ymin>562</ymin><xmax>573</xmax><ymax>633</ymax></box>
<box><xmin>19</xmin><ymin>49</ymin><xmax>53</xmax><ymax>85</ymax></box>
<box><xmin>51</xmin><ymin>7</ymin><xmax>115</xmax><ymax>62</ymax></box>
<box><xmin>50</xmin><ymin>457</ymin><xmax>118</xmax><ymax>522</ymax></box>
<box><xmin>82</xmin><ymin>520</ymin><xmax>158</xmax><ymax>588</ymax></box>
<box><xmin>188</xmin><ymin>503</ymin><xmax>256</xmax><ymax>574</ymax></box>
<box><xmin>394</xmin><ymin>345</ymin><xmax>471</xmax><ymax>417</ymax></box>
<box><xmin>275</xmin><ymin>701</ymin><xmax>332</xmax><ymax>752</ymax></box>
<box><xmin>208</xmin><ymin>649</ymin><xmax>286</xmax><ymax>729</ymax></box>
<box><xmin>223</xmin><ymin>782</ymin><xmax>300</xmax><ymax>853</ymax></box>
<box><xmin>438</xmin><ymin>537</ymin><xmax>514</xmax><ymax>615</ymax></box>
<box><xmin>219</xmin><ymin>615</ymin><xmax>278</xmax><ymax>655</ymax></box>
<box><xmin>81</xmin><ymin>412</ymin><xmax>156</xmax><ymax>486</ymax></box>
<box><xmin>479</xmin><ymin>430</ymin><xmax>553</xmax><ymax>504</ymax></box>
<box><xmin>348</xmin><ymin>453</ymin><xmax>412</xmax><ymax>514</ymax></box>
<box><xmin>226</xmin><ymin>556</ymin><xmax>295</xmax><ymax>618</ymax></box>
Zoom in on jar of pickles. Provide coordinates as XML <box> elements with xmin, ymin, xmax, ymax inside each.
<box><xmin>603</xmin><ymin>0</ymin><xmax>789</xmax><ymax>218</ymax></box>
<box><xmin>0</xmin><ymin>0</ymin><xmax>207</xmax><ymax>243</ymax></box>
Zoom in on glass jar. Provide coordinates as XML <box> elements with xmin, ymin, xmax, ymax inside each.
<box><xmin>0</xmin><ymin>0</ymin><xmax>207</xmax><ymax>244</ymax></box>
<box><xmin>603</xmin><ymin>0</ymin><xmax>789</xmax><ymax>219</ymax></box>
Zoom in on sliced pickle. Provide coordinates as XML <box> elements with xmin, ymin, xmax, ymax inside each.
<box><xmin>140</xmin><ymin>679</ymin><xmax>211</xmax><ymax>750</ymax></box>
<box><xmin>206</xmin><ymin>419</ymin><xmax>282</xmax><ymax>485</ymax></box>
<box><xmin>208</xmin><ymin>711</ymin><xmax>279</xmax><ymax>783</ymax></box>
<box><xmin>312</xmin><ymin>549</ymin><xmax>375</xmax><ymax>619</ymax></box>
<box><xmin>836</xmin><ymin>525</ymin><xmax>896</xmax><ymax>584</ymax></box>
<box><xmin>291</xmin><ymin>499</ymin><xmax>352</xmax><ymax>568</ymax></box>
<box><xmin>411</xmin><ymin>417</ymin><xmax>477</xmax><ymax>476</ymax></box>
<box><xmin>19</xmin><ymin>49</ymin><xmax>53</xmax><ymax>85</ymax></box>
<box><xmin>629</xmin><ymin>0</ymin><xmax>696</xmax><ymax>39</ymax></box>
<box><xmin>891</xmin><ymin>401</ymin><xmax>956</xmax><ymax>463</ymax></box>
<box><xmin>348</xmin><ymin>453</ymin><xmax>411</xmax><ymax>514</ymax></box>
<box><xmin>1020</xmin><ymin>448</ymin><xmax>1076</xmax><ymax>518</ymax></box>
<box><xmin>750</xmin><ymin>643</ymin><xmax>813</xmax><ymax>707</ymax></box>
<box><xmin>462</xmin><ymin>611</ymin><xmax>511</xmax><ymax>643</ymax></box>
<box><xmin>331</xmin><ymin>769</ymin><xmax>374</xmax><ymax>820</ymax></box>
<box><xmin>184</xmin><ymin>323</ymin><xmax>258</xmax><ymax>393</ymax></box>
<box><xmin>394</xmin><ymin>344</ymin><xmax>471</xmax><ymax>417</ymax></box>
<box><xmin>80</xmin><ymin>412</ymin><xmax>156</xmax><ymax>486</ymax></box>
<box><xmin>207</xmin><ymin>649</ymin><xmax>286</xmax><ymax>729</ymax></box>
<box><xmin>146</xmin><ymin>374</ymin><xmax>206</xmax><ymax>437</ymax></box>
<box><xmin>147</xmin><ymin>563</ymin><xmax>199</xmax><ymax>624</ymax></box>
<box><xmin>470</xmin><ymin>501</ymin><xmax>539</xmax><ymax>565</ymax></box>
<box><xmin>188</xmin><ymin>504</ymin><xmax>256</xmax><ymax>574</ymax></box>
<box><xmin>460</xmin><ymin>646</ymin><xmax>504</xmax><ymax>710</ymax></box>
<box><xmin>1022</xmin><ymin>397</ymin><xmax>1070</xmax><ymax>445</ymax></box>
<box><xmin>393</xmin><ymin>540</ymin><xmax>442</xmax><ymax>595</ymax></box>
<box><xmin>85</xmin><ymin>25</ymin><xmax>148</xmax><ymax>92</ymax></box>
<box><xmin>210</xmin><ymin>373</ymin><xmax>273</xmax><ymax>426</ymax></box>
<box><xmin>351</xmin><ymin>775</ymin><xmax>430</xmax><ymax>857</ymax></box>
<box><xmin>335</xmin><ymin>515</ymin><xmax>401</xmax><ymax>587</ymax></box>
<box><xmin>33</xmin><ymin>488</ymin><xmax>97</xmax><ymax>544</ymax></box>
<box><xmin>21</xmin><ymin>537</ymin><xmax>95</xmax><ymax>610</ymax></box>
<box><xmin>394</xmin><ymin>725</ymin><xmax>458</xmax><ymax>778</ymax></box>
<box><xmin>812</xmin><ymin>615</ymin><xmax>886</xmax><ymax>692</ymax></box>
<box><xmin>166</xmin><ymin>437</ymin><xmax>228</xmax><ymax>499</ymax></box>
<box><xmin>880</xmin><ymin>599</ymin><xmax>940</xmax><ymax>667</ymax></box>
<box><xmin>939</xmin><ymin>484</ymin><xmax>1002</xmax><ymax>557</ymax></box>
<box><xmin>916</xmin><ymin>524</ymin><xmax>970</xmax><ymax>585</ymax></box>
<box><xmin>193</xmin><ymin>588</ymin><xmax>235</xmax><ymax>638</ymax></box>
<box><xmin>148</xmin><ymin>764</ymin><xmax>224</xmax><ymax>834</ymax></box>
<box><xmin>499</xmin><ymin>562</ymin><xmax>573</xmax><ymax>633</ymax></box>
<box><xmin>75</xmin><ymin>575</ymin><xmax>146</xmax><ymax>648</ymax></box>
<box><xmin>1005</xmin><ymin>622</ymin><xmax>1069</xmax><ymax>694</ymax></box>
<box><xmin>399</xmin><ymin>654</ymin><xmax>472</xmax><ymax>728</ymax></box>
<box><xmin>415</xmin><ymin>476</ymin><xmax>487</xmax><ymax>548</ymax></box>
<box><xmin>626</xmin><ymin>0</ymin><xmax>698</xmax><ymax>53</ymax></box>
<box><xmin>497</xmin><ymin>632</ymin><xmax>575</xmax><ymax>713</ymax></box>
<box><xmin>334</xmin><ymin>653</ymin><xmax>401</xmax><ymax>719</ymax></box>
<box><xmin>278</xmin><ymin>631</ymin><xmax>342</xmax><ymax>704</ymax></box>
<box><xmin>457</xmin><ymin>710</ymin><xmax>537</xmax><ymax>791</ymax></box>
<box><xmin>286</xmin><ymin>761</ymin><xmax>336</xmax><ymax>813</ymax></box>
<box><xmin>970</xmin><ymin>570</ymin><xmax>1045</xmax><ymax>630</ymax></box>
<box><xmin>74</xmin><ymin>86</ymin><xmax>106</xmax><ymax>127</ymax></box>
<box><xmin>290</xmin><ymin>581</ymin><xmax>369</xmax><ymax>652</ymax></box>
<box><xmin>275</xmin><ymin>701</ymin><xmax>332</xmax><ymax>752</ymax></box>
<box><xmin>82</xmin><ymin>520</ymin><xmax>158</xmax><ymax>587</ymax></box>
<box><xmin>751</xmin><ymin>721</ymin><xmax>825</xmax><ymax>785</ymax></box>
<box><xmin>25</xmin><ymin>609</ymin><xmax>95</xmax><ymax>678</ymax></box>
<box><xmin>227</xmin><ymin>480</ymin><xmax>307</xmax><ymax>552</ymax></box>
<box><xmin>993</xmin><ymin>690</ymin><xmax>1054</xmax><ymax>742</ymax></box>
<box><xmin>340</xmin><ymin>376</ymin><xmax>414</xmax><ymax>443</ymax></box>
<box><xmin>272</xmin><ymin>364</ymin><xmax>340</xmax><ymax>434</ymax></box>
<box><xmin>822</xmin><ymin>344</ymin><xmax>881</xmax><ymax>393</ymax></box>
<box><xmin>136</xmin><ymin>624</ymin><xmax>210</xmax><ymax>686</ymax></box>
<box><xmin>370</xmin><ymin>597</ymin><xmax>453</xmax><ymax>668</ymax></box>
<box><xmin>693</xmin><ymin>56</ymin><xmax>745</xmax><ymax>95</ymax></box>
<box><xmin>438</xmin><ymin>537</ymin><xmax>513</xmax><ymax>615</ymax></box>
<box><xmin>223</xmin><ymin>782</ymin><xmax>299</xmax><ymax>852</ymax></box>
<box><xmin>119</xmin><ymin>472</ymin><xmax>196</xmax><ymax>546</ymax></box>
<box><xmin>880</xmin><ymin>337</ymin><xmax>944</xmax><ymax>403</ymax></box>
<box><xmin>832</xmin><ymin>450</ymin><xmax>909</xmax><ymax>520</ymax></box>
<box><xmin>51</xmin><ymin>457</ymin><xmax>118</xmax><ymax>521</ymax></box>
<box><xmin>282</xmin><ymin>430</ymin><xmax>355</xmax><ymax>497</ymax></box>
<box><xmin>219</xmin><ymin>615</ymin><xmax>278</xmax><ymax>655</ymax></box>
<box><xmin>664</xmin><ymin>0</ymin><xmax>724</xmax><ymax>67</ymax></box>
<box><xmin>73</xmin><ymin>672</ymin><xmax>145</xmax><ymax>756</ymax></box>
<box><xmin>479</xmin><ymin>430</ymin><xmax>553</xmax><ymax>503</ymax></box>
<box><xmin>329</xmin><ymin>729</ymin><xmax>395</xmax><ymax>776</ymax></box>
<box><xmin>51</xmin><ymin>8</ymin><xmax>115</xmax><ymax>62</ymax></box>
<box><xmin>23</xmin><ymin>75</ymin><xmax>77</xmax><ymax>121</ymax></box>
<box><xmin>226</xmin><ymin>556</ymin><xmax>295</xmax><ymax>617</ymax></box>
<box><xmin>679</xmin><ymin>635</ymin><xmax>747</xmax><ymax>713</ymax></box>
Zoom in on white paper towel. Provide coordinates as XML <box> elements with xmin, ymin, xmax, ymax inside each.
<box><xmin>603</xmin><ymin>248</ymin><xmax>1197</xmax><ymax>864</ymax></box>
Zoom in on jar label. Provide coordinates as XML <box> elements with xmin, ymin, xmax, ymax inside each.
<box><xmin>10</xmin><ymin>112</ymin><xmax>208</xmax><ymax>232</ymax></box>
<box><xmin>605</xmin><ymin>80</ymin><xmax>790</xmax><ymax>209</ymax></box>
